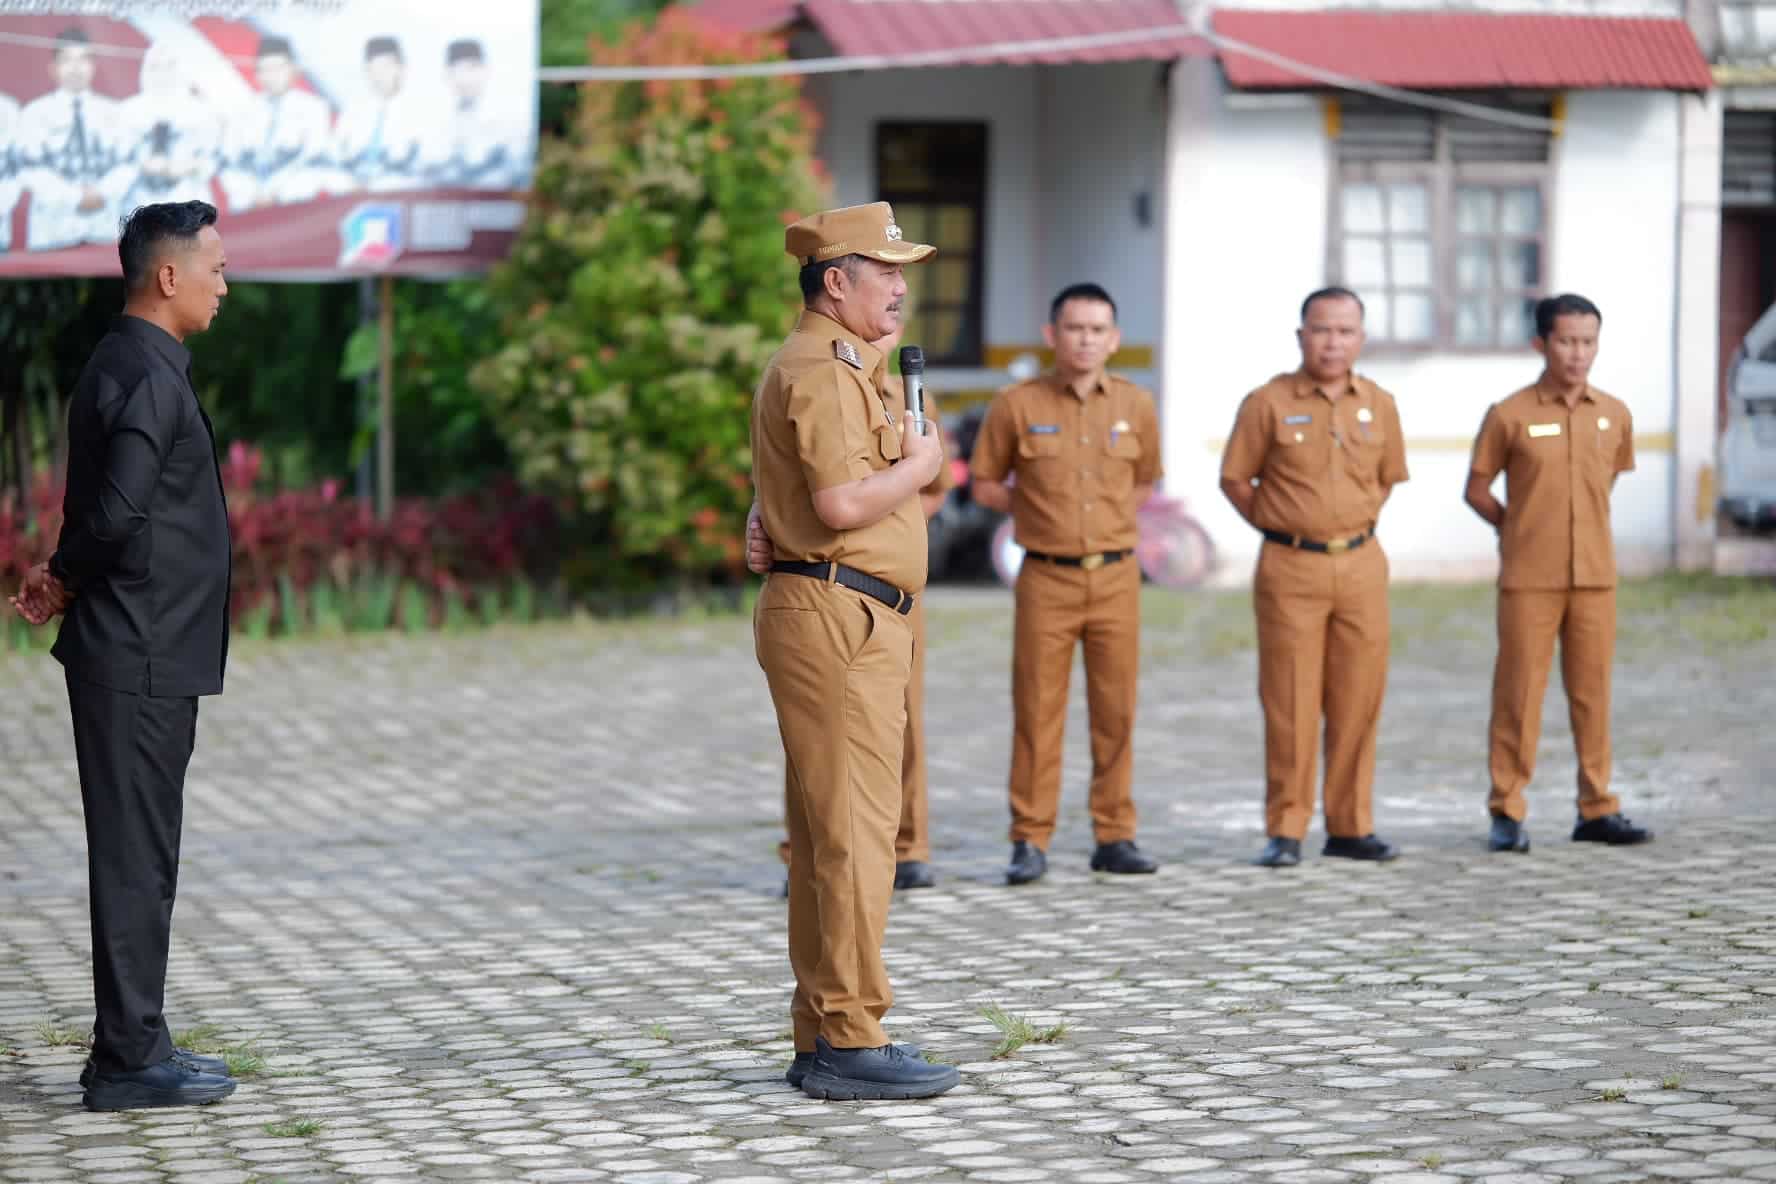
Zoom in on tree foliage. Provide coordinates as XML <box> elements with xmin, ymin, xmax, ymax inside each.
<box><xmin>472</xmin><ymin>7</ymin><xmax>829</xmax><ymax>591</ymax></box>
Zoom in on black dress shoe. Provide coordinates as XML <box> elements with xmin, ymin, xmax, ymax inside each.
<box><xmin>1488</xmin><ymin>814</ymin><xmax>1531</xmax><ymax>853</ymax></box>
<box><xmin>801</xmin><ymin>1037</ymin><xmax>958</xmax><ymax>1101</ymax></box>
<box><xmin>894</xmin><ymin>860</ymin><xmax>937</xmax><ymax>890</ymax></box>
<box><xmin>1254</xmin><ymin>837</ymin><xmax>1302</xmax><ymax>868</ymax></box>
<box><xmin>1572</xmin><ymin>813</ymin><xmax>1651</xmax><ymax>845</ymax></box>
<box><xmin>83</xmin><ymin>1054</ymin><xmax>237</xmax><ymax>1111</ymax></box>
<box><xmin>1006</xmin><ymin>841</ymin><xmax>1047</xmax><ymax>885</ymax></box>
<box><xmin>786</xmin><ymin>1040</ymin><xmax>922</xmax><ymax>1088</ymax></box>
<box><xmin>81</xmin><ymin>1048</ymin><xmax>230</xmax><ymax>1091</ymax></box>
<box><xmin>1089</xmin><ymin>839</ymin><xmax>1158</xmax><ymax>875</ymax></box>
<box><xmin>1323</xmin><ymin>834</ymin><xmax>1400</xmax><ymax>861</ymax></box>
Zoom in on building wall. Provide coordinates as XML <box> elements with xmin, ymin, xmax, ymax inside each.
<box><xmin>1164</xmin><ymin>59</ymin><xmax>1687</xmax><ymax>583</ymax></box>
<box><xmin>807</xmin><ymin>62</ymin><xmax>1167</xmax><ymax>400</ymax></box>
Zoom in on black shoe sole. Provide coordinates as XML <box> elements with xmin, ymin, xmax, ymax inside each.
<box><xmin>1255</xmin><ymin>855</ymin><xmax>1301</xmax><ymax>868</ymax></box>
<box><xmin>801</xmin><ymin>1069</ymin><xmax>958</xmax><ymax>1101</ymax></box>
<box><xmin>1323</xmin><ymin>849</ymin><xmax>1400</xmax><ymax>862</ymax></box>
<box><xmin>1005</xmin><ymin>869</ymin><xmax>1045</xmax><ymax>885</ymax></box>
<box><xmin>1091</xmin><ymin>863</ymin><xmax>1158</xmax><ymax>874</ymax></box>
<box><xmin>1572</xmin><ymin>834</ymin><xmax>1651</xmax><ymax>845</ymax></box>
<box><xmin>83</xmin><ymin>1079</ymin><xmax>236</xmax><ymax>1111</ymax></box>
<box><xmin>894</xmin><ymin>875</ymin><xmax>937</xmax><ymax>890</ymax></box>
<box><xmin>1488</xmin><ymin>839</ymin><xmax>1531</xmax><ymax>853</ymax></box>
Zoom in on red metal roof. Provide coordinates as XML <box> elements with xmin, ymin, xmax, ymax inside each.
<box><xmin>1213</xmin><ymin>9</ymin><xmax>1713</xmax><ymax>92</ymax></box>
<box><xmin>693</xmin><ymin>0</ymin><xmax>1211</xmax><ymax>65</ymax></box>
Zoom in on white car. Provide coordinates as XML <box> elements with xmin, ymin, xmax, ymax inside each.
<box><xmin>1721</xmin><ymin>300</ymin><xmax>1776</xmax><ymax>531</ymax></box>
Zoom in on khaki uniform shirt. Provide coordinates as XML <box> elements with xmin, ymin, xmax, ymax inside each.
<box><xmin>1469</xmin><ymin>381</ymin><xmax>1634</xmax><ymax>591</ymax></box>
<box><xmin>970</xmin><ymin>372</ymin><xmax>1163</xmax><ymax>554</ymax></box>
<box><xmin>882</xmin><ymin>376</ymin><xmax>955</xmax><ymax>500</ymax></box>
<box><xmin>750</xmin><ymin>310</ymin><xmax>927</xmax><ymax>592</ymax></box>
<box><xmin>1220</xmin><ymin>370</ymin><xmax>1409</xmax><ymax>540</ymax></box>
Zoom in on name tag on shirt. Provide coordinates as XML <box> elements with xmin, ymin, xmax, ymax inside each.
<box><xmin>1527</xmin><ymin>422</ymin><xmax>1562</xmax><ymax>438</ymax></box>
<box><xmin>1027</xmin><ymin>424</ymin><xmax>1060</xmax><ymax>435</ymax></box>
<box><xmin>1282</xmin><ymin>414</ymin><xmax>1312</xmax><ymax>425</ymax></box>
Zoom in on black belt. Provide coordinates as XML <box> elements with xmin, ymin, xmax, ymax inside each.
<box><xmin>1261</xmin><ymin>528</ymin><xmax>1371</xmax><ymax>555</ymax></box>
<box><xmin>769</xmin><ymin>561</ymin><xmax>914</xmax><ymax>615</ymax></box>
<box><xmin>1022</xmin><ymin>549</ymin><xmax>1131</xmax><ymax>571</ymax></box>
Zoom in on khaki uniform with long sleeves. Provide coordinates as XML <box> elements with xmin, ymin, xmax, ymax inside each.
<box><xmin>752</xmin><ymin>309</ymin><xmax>926</xmax><ymax>1052</ymax></box>
<box><xmin>1469</xmin><ymin>382</ymin><xmax>1633</xmax><ymax>823</ymax></box>
<box><xmin>970</xmin><ymin>373</ymin><xmax>1162</xmax><ymax>850</ymax></box>
<box><xmin>1220</xmin><ymin>370</ymin><xmax>1409</xmax><ymax>841</ymax></box>
<box><xmin>778</xmin><ymin>383</ymin><xmax>955</xmax><ymax>865</ymax></box>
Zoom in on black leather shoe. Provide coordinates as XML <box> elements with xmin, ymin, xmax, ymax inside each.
<box><xmin>894</xmin><ymin>860</ymin><xmax>937</xmax><ymax>890</ymax></box>
<box><xmin>786</xmin><ymin>1040</ymin><xmax>921</xmax><ymax>1088</ymax></box>
<box><xmin>1488</xmin><ymin>814</ymin><xmax>1531</xmax><ymax>853</ymax></box>
<box><xmin>1255</xmin><ymin>837</ymin><xmax>1302</xmax><ymax>868</ymax></box>
<box><xmin>83</xmin><ymin>1054</ymin><xmax>236</xmax><ymax>1111</ymax></box>
<box><xmin>801</xmin><ymin>1037</ymin><xmax>958</xmax><ymax>1101</ymax></box>
<box><xmin>1006</xmin><ymin>841</ymin><xmax>1047</xmax><ymax>885</ymax></box>
<box><xmin>1572</xmin><ymin>813</ymin><xmax>1651</xmax><ymax>845</ymax></box>
<box><xmin>81</xmin><ymin>1048</ymin><xmax>231</xmax><ymax>1091</ymax></box>
<box><xmin>1323</xmin><ymin>834</ymin><xmax>1400</xmax><ymax>861</ymax></box>
<box><xmin>1090</xmin><ymin>840</ymin><xmax>1158</xmax><ymax>875</ymax></box>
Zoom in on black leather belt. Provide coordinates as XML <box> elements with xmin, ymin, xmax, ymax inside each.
<box><xmin>1022</xmin><ymin>549</ymin><xmax>1131</xmax><ymax>571</ymax></box>
<box><xmin>769</xmin><ymin>561</ymin><xmax>914</xmax><ymax>615</ymax></box>
<box><xmin>1261</xmin><ymin>528</ymin><xmax>1371</xmax><ymax>555</ymax></box>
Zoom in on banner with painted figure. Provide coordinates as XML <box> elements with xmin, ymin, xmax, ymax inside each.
<box><xmin>0</xmin><ymin>0</ymin><xmax>538</xmax><ymax>278</ymax></box>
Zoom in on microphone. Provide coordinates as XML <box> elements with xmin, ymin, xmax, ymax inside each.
<box><xmin>899</xmin><ymin>345</ymin><xmax>926</xmax><ymax>435</ymax></box>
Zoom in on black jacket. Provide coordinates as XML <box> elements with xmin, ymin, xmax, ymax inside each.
<box><xmin>50</xmin><ymin>316</ymin><xmax>231</xmax><ymax>697</ymax></box>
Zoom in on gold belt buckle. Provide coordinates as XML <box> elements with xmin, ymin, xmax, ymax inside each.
<box><xmin>1080</xmin><ymin>553</ymin><xmax>1105</xmax><ymax>571</ymax></box>
<box><xmin>1325</xmin><ymin>538</ymin><xmax>1349</xmax><ymax>554</ymax></box>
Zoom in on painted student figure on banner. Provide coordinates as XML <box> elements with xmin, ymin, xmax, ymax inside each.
<box><xmin>217</xmin><ymin>36</ymin><xmax>334</xmax><ymax>211</ymax></box>
<box><xmin>0</xmin><ymin>92</ymin><xmax>20</xmax><ymax>252</ymax></box>
<box><xmin>15</xmin><ymin>28</ymin><xmax>133</xmax><ymax>251</ymax></box>
<box><xmin>120</xmin><ymin>43</ymin><xmax>222</xmax><ymax>211</ymax></box>
<box><xmin>332</xmin><ymin>36</ymin><xmax>425</xmax><ymax>193</ymax></box>
<box><xmin>424</xmin><ymin>39</ymin><xmax>523</xmax><ymax>190</ymax></box>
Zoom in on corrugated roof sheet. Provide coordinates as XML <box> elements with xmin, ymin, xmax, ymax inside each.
<box><xmin>693</xmin><ymin>0</ymin><xmax>1210</xmax><ymax>65</ymax></box>
<box><xmin>1214</xmin><ymin>9</ymin><xmax>1713</xmax><ymax>93</ymax></box>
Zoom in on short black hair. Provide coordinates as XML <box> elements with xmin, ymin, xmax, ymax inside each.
<box><xmin>258</xmin><ymin>35</ymin><xmax>294</xmax><ymax>60</ymax></box>
<box><xmin>364</xmin><ymin>35</ymin><xmax>402</xmax><ymax>63</ymax></box>
<box><xmin>1301</xmin><ymin>286</ymin><xmax>1365</xmax><ymax>322</ymax></box>
<box><xmin>1534</xmin><ymin>293</ymin><xmax>1602</xmax><ymax>339</ymax></box>
<box><xmin>446</xmin><ymin>39</ymin><xmax>484</xmax><ymax>65</ymax></box>
<box><xmin>799</xmin><ymin>255</ymin><xmax>861</xmax><ymax>304</ymax></box>
<box><xmin>118</xmin><ymin>201</ymin><xmax>217</xmax><ymax>292</ymax></box>
<box><xmin>55</xmin><ymin>26</ymin><xmax>90</xmax><ymax>52</ymax></box>
<box><xmin>1049</xmin><ymin>283</ymin><xmax>1116</xmax><ymax>324</ymax></box>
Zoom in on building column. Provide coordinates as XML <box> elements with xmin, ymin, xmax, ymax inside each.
<box><xmin>1675</xmin><ymin>86</ymin><xmax>1723</xmax><ymax>572</ymax></box>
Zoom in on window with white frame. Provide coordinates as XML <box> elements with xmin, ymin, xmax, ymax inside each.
<box><xmin>1330</xmin><ymin>96</ymin><xmax>1554</xmax><ymax>350</ymax></box>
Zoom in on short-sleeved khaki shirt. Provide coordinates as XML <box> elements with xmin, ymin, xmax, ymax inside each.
<box><xmin>1220</xmin><ymin>370</ymin><xmax>1409</xmax><ymax>540</ymax></box>
<box><xmin>750</xmin><ymin>310</ymin><xmax>927</xmax><ymax>592</ymax></box>
<box><xmin>1469</xmin><ymin>381</ymin><xmax>1634</xmax><ymax>590</ymax></box>
<box><xmin>969</xmin><ymin>372</ymin><xmax>1163</xmax><ymax>555</ymax></box>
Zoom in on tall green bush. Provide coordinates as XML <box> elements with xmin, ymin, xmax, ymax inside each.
<box><xmin>471</xmin><ymin>8</ymin><xmax>829</xmax><ymax>593</ymax></box>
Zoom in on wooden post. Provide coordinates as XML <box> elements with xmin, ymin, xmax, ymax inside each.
<box><xmin>376</xmin><ymin>273</ymin><xmax>395</xmax><ymax>521</ymax></box>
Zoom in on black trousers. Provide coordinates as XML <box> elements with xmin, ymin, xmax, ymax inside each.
<box><xmin>66</xmin><ymin>674</ymin><xmax>197</xmax><ymax>1074</ymax></box>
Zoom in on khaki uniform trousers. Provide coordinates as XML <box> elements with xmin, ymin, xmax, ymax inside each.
<box><xmin>756</xmin><ymin>573</ymin><xmax>911</xmax><ymax>1053</ymax></box>
<box><xmin>778</xmin><ymin>596</ymin><xmax>931</xmax><ymax>865</ymax></box>
<box><xmin>1254</xmin><ymin>540</ymin><xmax>1390</xmax><ymax>841</ymax></box>
<box><xmin>1008</xmin><ymin>554</ymin><xmax>1141</xmax><ymax>850</ymax></box>
<box><xmin>1487</xmin><ymin>588</ymin><xmax>1621</xmax><ymax>823</ymax></box>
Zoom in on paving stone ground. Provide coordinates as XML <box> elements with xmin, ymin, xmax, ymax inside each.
<box><xmin>1</xmin><ymin>576</ymin><xmax>1773</xmax><ymax>1184</ymax></box>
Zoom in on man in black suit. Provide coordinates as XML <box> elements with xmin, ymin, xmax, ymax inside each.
<box><xmin>9</xmin><ymin>201</ymin><xmax>237</xmax><ymax>1111</ymax></box>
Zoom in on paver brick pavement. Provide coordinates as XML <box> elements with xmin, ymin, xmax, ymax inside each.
<box><xmin>1</xmin><ymin>579</ymin><xmax>1772</xmax><ymax>1183</ymax></box>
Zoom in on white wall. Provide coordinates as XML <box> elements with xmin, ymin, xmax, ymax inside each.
<box><xmin>808</xmin><ymin>63</ymin><xmax>1167</xmax><ymax>395</ymax></box>
<box><xmin>1163</xmin><ymin>60</ymin><xmax>1686</xmax><ymax>583</ymax></box>
<box><xmin>810</xmin><ymin>66</ymin><xmax>1041</xmax><ymax>371</ymax></box>
<box><xmin>1037</xmin><ymin>63</ymin><xmax>1168</xmax><ymax>393</ymax></box>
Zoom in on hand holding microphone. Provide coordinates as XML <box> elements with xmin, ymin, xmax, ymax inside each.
<box><xmin>896</xmin><ymin>344</ymin><xmax>943</xmax><ymax>487</ymax></box>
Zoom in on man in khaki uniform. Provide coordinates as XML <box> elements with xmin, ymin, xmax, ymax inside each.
<box><xmin>1464</xmin><ymin>293</ymin><xmax>1652</xmax><ymax>852</ymax></box>
<box><xmin>750</xmin><ymin>201</ymin><xmax>958</xmax><ymax>1102</ymax></box>
<box><xmin>751</xmin><ymin>323</ymin><xmax>956</xmax><ymax>891</ymax></box>
<box><xmin>1220</xmin><ymin>287</ymin><xmax>1409</xmax><ymax>869</ymax></box>
<box><xmin>970</xmin><ymin>283</ymin><xmax>1163</xmax><ymax>886</ymax></box>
